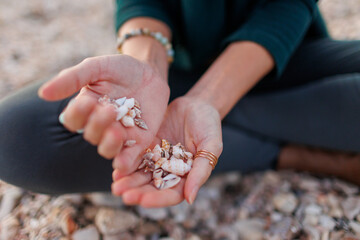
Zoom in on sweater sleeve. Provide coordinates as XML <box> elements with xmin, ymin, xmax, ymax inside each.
<box><xmin>115</xmin><ymin>0</ymin><xmax>173</xmax><ymax>33</ymax></box>
<box><xmin>222</xmin><ymin>0</ymin><xmax>318</xmax><ymax>78</ymax></box>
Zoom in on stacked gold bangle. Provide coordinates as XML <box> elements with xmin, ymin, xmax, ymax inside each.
<box><xmin>195</xmin><ymin>150</ymin><xmax>218</xmax><ymax>170</ymax></box>
<box><xmin>116</xmin><ymin>28</ymin><xmax>174</xmax><ymax>63</ymax></box>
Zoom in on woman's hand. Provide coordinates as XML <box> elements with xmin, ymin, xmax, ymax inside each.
<box><xmin>111</xmin><ymin>96</ymin><xmax>223</xmax><ymax>207</ymax></box>
<box><xmin>38</xmin><ymin>54</ymin><xmax>170</xmax><ymax>176</ymax></box>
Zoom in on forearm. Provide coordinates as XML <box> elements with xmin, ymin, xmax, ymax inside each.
<box><xmin>118</xmin><ymin>17</ymin><xmax>171</xmax><ymax>80</ymax></box>
<box><xmin>186</xmin><ymin>41</ymin><xmax>274</xmax><ymax>119</ymax></box>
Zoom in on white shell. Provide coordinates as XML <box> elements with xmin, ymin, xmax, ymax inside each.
<box><xmin>154</xmin><ymin>157</ymin><xmax>167</xmax><ymax>169</ymax></box>
<box><xmin>121</xmin><ymin>116</ymin><xmax>135</xmax><ymax>127</ymax></box>
<box><xmin>153</xmin><ymin>144</ymin><xmax>162</xmax><ymax>155</ymax></box>
<box><xmin>116</xmin><ymin>105</ymin><xmax>129</xmax><ymax>121</ymax></box>
<box><xmin>154</xmin><ymin>178</ymin><xmax>164</xmax><ymax>189</ymax></box>
<box><xmin>153</xmin><ymin>169</ymin><xmax>163</xmax><ymax>179</ymax></box>
<box><xmin>115</xmin><ymin>97</ymin><xmax>126</xmax><ymax>106</ymax></box>
<box><xmin>123</xmin><ymin>98</ymin><xmax>135</xmax><ymax>109</ymax></box>
<box><xmin>172</xmin><ymin>145</ymin><xmax>184</xmax><ymax>158</ymax></box>
<box><xmin>184</xmin><ymin>151</ymin><xmax>193</xmax><ymax>159</ymax></box>
<box><xmin>161</xmin><ymin>158</ymin><xmax>191</xmax><ymax>176</ymax></box>
<box><xmin>162</xmin><ymin>174</ymin><xmax>181</xmax><ymax>189</ymax></box>
<box><xmin>124</xmin><ymin>140</ymin><xmax>136</xmax><ymax>147</ymax></box>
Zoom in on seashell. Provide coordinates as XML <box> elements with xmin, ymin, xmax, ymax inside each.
<box><xmin>121</xmin><ymin>116</ymin><xmax>135</xmax><ymax>127</ymax></box>
<box><xmin>134</xmin><ymin>107</ymin><xmax>142</xmax><ymax>118</ymax></box>
<box><xmin>349</xmin><ymin>221</ymin><xmax>360</xmax><ymax>235</ymax></box>
<box><xmin>153</xmin><ymin>169</ymin><xmax>164</xmax><ymax>179</ymax></box>
<box><xmin>152</xmin><ymin>152</ymin><xmax>161</xmax><ymax>162</ymax></box>
<box><xmin>161</xmin><ymin>139</ymin><xmax>171</xmax><ymax>151</ymax></box>
<box><xmin>143</xmin><ymin>152</ymin><xmax>154</xmax><ymax>160</ymax></box>
<box><xmin>114</xmin><ymin>97</ymin><xmax>126</xmax><ymax>106</ymax></box>
<box><xmin>184</xmin><ymin>151</ymin><xmax>193</xmax><ymax>159</ymax></box>
<box><xmin>154</xmin><ymin>178</ymin><xmax>164</xmax><ymax>189</ymax></box>
<box><xmin>0</xmin><ymin>215</ymin><xmax>20</xmax><ymax>240</ymax></box>
<box><xmin>162</xmin><ymin>174</ymin><xmax>181</xmax><ymax>189</ymax></box>
<box><xmin>153</xmin><ymin>144</ymin><xmax>162</xmax><ymax>155</ymax></box>
<box><xmin>134</xmin><ymin>118</ymin><xmax>148</xmax><ymax>130</ymax></box>
<box><xmin>161</xmin><ymin>158</ymin><xmax>191</xmax><ymax>176</ymax></box>
<box><xmin>59</xmin><ymin>208</ymin><xmax>78</xmax><ymax>235</ymax></box>
<box><xmin>134</xmin><ymin>99</ymin><xmax>141</xmax><ymax>109</ymax></box>
<box><xmin>137</xmin><ymin>159</ymin><xmax>155</xmax><ymax>172</ymax></box>
<box><xmin>123</xmin><ymin>98</ymin><xmax>135</xmax><ymax>109</ymax></box>
<box><xmin>124</xmin><ymin>140</ymin><xmax>136</xmax><ymax>147</ymax></box>
<box><xmin>116</xmin><ymin>105</ymin><xmax>129</xmax><ymax>121</ymax></box>
<box><xmin>172</xmin><ymin>145</ymin><xmax>184</xmax><ymax>159</ymax></box>
<box><xmin>98</xmin><ymin>95</ymin><xmax>112</xmax><ymax>104</ymax></box>
<box><xmin>72</xmin><ymin>225</ymin><xmax>100</xmax><ymax>240</ymax></box>
<box><xmin>154</xmin><ymin>157</ymin><xmax>167</xmax><ymax>169</ymax></box>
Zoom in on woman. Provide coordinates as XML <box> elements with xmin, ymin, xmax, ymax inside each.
<box><xmin>0</xmin><ymin>0</ymin><xmax>360</xmax><ymax>207</ymax></box>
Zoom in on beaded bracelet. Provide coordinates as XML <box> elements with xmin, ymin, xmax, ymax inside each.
<box><xmin>117</xmin><ymin>28</ymin><xmax>174</xmax><ymax>63</ymax></box>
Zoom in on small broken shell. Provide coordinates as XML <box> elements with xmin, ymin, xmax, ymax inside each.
<box><xmin>134</xmin><ymin>107</ymin><xmax>142</xmax><ymax>118</ymax></box>
<box><xmin>124</xmin><ymin>140</ymin><xmax>136</xmax><ymax>147</ymax></box>
<box><xmin>153</xmin><ymin>169</ymin><xmax>164</xmax><ymax>179</ymax></box>
<box><xmin>115</xmin><ymin>97</ymin><xmax>126</xmax><ymax>106</ymax></box>
<box><xmin>121</xmin><ymin>116</ymin><xmax>135</xmax><ymax>127</ymax></box>
<box><xmin>172</xmin><ymin>145</ymin><xmax>184</xmax><ymax>159</ymax></box>
<box><xmin>154</xmin><ymin>157</ymin><xmax>167</xmax><ymax>169</ymax></box>
<box><xmin>161</xmin><ymin>139</ymin><xmax>170</xmax><ymax>151</ymax></box>
<box><xmin>123</xmin><ymin>98</ymin><xmax>135</xmax><ymax>109</ymax></box>
<box><xmin>134</xmin><ymin>118</ymin><xmax>148</xmax><ymax>130</ymax></box>
<box><xmin>116</xmin><ymin>105</ymin><xmax>129</xmax><ymax>121</ymax></box>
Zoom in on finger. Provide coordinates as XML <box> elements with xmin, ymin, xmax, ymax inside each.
<box><xmin>184</xmin><ymin>140</ymin><xmax>223</xmax><ymax>205</ymax></box>
<box><xmin>122</xmin><ymin>185</ymin><xmax>156</xmax><ymax>206</ymax></box>
<box><xmin>139</xmin><ymin>180</ymin><xmax>185</xmax><ymax>208</ymax></box>
<box><xmin>61</xmin><ymin>95</ymin><xmax>97</xmax><ymax>132</ymax></box>
<box><xmin>111</xmin><ymin>171</ymin><xmax>152</xmax><ymax>196</ymax></box>
<box><xmin>112</xmin><ymin>144</ymin><xmax>145</xmax><ymax>177</ymax></box>
<box><xmin>83</xmin><ymin>104</ymin><xmax>118</xmax><ymax>146</ymax></box>
<box><xmin>97</xmin><ymin>122</ymin><xmax>126</xmax><ymax>159</ymax></box>
<box><xmin>38</xmin><ymin>57</ymin><xmax>106</xmax><ymax>101</ymax></box>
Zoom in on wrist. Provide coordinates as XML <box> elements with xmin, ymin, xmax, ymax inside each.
<box><xmin>121</xmin><ymin>36</ymin><xmax>169</xmax><ymax>80</ymax></box>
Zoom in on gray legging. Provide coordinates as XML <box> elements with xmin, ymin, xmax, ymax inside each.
<box><xmin>0</xmin><ymin>38</ymin><xmax>360</xmax><ymax>194</ymax></box>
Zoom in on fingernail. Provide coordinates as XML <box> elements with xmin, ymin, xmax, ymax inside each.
<box><xmin>59</xmin><ymin>112</ymin><xmax>65</xmax><ymax>125</ymax></box>
<box><xmin>188</xmin><ymin>188</ymin><xmax>199</xmax><ymax>205</ymax></box>
<box><xmin>76</xmin><ymin>129</ymin><xmax>84</xmax><ymax>134</ymax></box>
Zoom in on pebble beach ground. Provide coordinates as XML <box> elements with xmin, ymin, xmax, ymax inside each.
<box><xmin>0</xmin><ymin>0</ymin><xmax>360</xmax><ymax>239</ymax></box>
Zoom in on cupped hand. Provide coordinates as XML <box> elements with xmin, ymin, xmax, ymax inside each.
<box><xmin>38</xmin><ymin>55</ymin><xmax>170</xmax><ymax>175</ymax></box>
<box><xmin>112</xmin><ymin>96</ymin><xmax>223</xmax><ymax>207</ymax></box>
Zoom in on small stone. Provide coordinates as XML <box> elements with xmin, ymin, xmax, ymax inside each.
<box><xmin>305</xmin><ymin>204</ymin><xmax>322</xmax><ymax>216</ymax></box>
<box><xmin>83</xmin><ymin>206</ymin><xmax>99</xmax><ymax>221</ymax></box>
<box><xmin>103</xmin><ymin>232</ymin><xmax>134</xmax><ymax>240</ymax></box>
<box><xmin>319</xmin><ymin>215</ymin><xmax>336</xmax><ymax>230</ymax></box>
<box><xmin>137</xmin><ymin>222</ymin><xmax>161</xmax><ymax>235</ymax></box>
<box><xmin>303</xmin><ymin>214</ymin><xmax>319</xmax><ymax>226</ymax></box>
<box><xmin>72</xmin><ymin>225</ymin><xmax>100</xmax><ymax>240</ymax></box>
<box><xmin>95</xmin><ymin>208</ymin><xmax>139</xmax><ymax>235</ymax></box>
<box><xmin>342</xmin><ymin>197</ymin><xmax>360</xmax><ymax>220</ymax></box>
<box><xmin>0</xmin><ymin>187</ymin><xmax>23</xmax><ymax>220</ymax></box>
<box><xmin>272</xmin><ymin>192</ymin><xmax>298</xmax><ymax>214</ymax></box>
<box><xmin>233</xmin><ymin>219</ymin><xmax>265</xmax><ymax>240</ymax></box>
<box><xmin>350</xmin><ymin>221</ymin><xmax>360</xmax><ymax>236</ymax></box>
<box><xmin>86</xmin><ymin>193</ymin><xmax>123</xmax><ymax>208</ymax></box>
<box><xmin>0</xmin><ymin>215</ymin><xmax>20</xmax><ymax>240</ymax></box>
<box><xmin>137</xmin><ymin>206</ymin><xmax>168</xmax><ymax>221</ymax></box>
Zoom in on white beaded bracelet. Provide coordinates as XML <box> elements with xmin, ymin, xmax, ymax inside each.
<box><xmin>117</xmin><ymin>28</ymin><xmax>174</xmax><ymax>63</ymax></box>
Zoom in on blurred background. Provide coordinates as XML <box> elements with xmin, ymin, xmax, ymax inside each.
<box><xmin>0</xmin><ymin>0</ymin><xmax>359</xmax><ymax>99</ymax></box>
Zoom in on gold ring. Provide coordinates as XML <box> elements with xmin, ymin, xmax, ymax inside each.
<box><xmin>195</xmin><ymin>150</ymin><xmax>218</xmax><ymax>170</ymax></box>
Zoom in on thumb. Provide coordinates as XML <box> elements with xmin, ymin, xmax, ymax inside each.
<box><xmin>184</xmin><ymin>138</ymin><xmax>223</xmax><ymax>205</ymax></box>
<box><xmin>38</xmin><ymin>57</ymin><xmax>103</xmax><ymax>101</ymax></box>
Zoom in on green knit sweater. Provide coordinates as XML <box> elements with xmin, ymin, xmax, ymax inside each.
<box><xmin>115</xmin><ymin>0</ymin><xmax>329</xmax><ymax>77</ymax></box>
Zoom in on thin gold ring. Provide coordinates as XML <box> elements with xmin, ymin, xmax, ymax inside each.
<box><xmin>195</xmin><ymin>150</ymin><xmax>218</xmax><ymax>170</ymax></box>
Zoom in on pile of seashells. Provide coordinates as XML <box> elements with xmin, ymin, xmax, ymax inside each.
<box><xmin>138</xmin><ymin>139</ymin><xmax>193</xmax><ymax>190</ymax></box>
<box><xmin>98</xmin><ymin>95</ymin><xmax>148</xmax><ymax>130</ymax></box>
